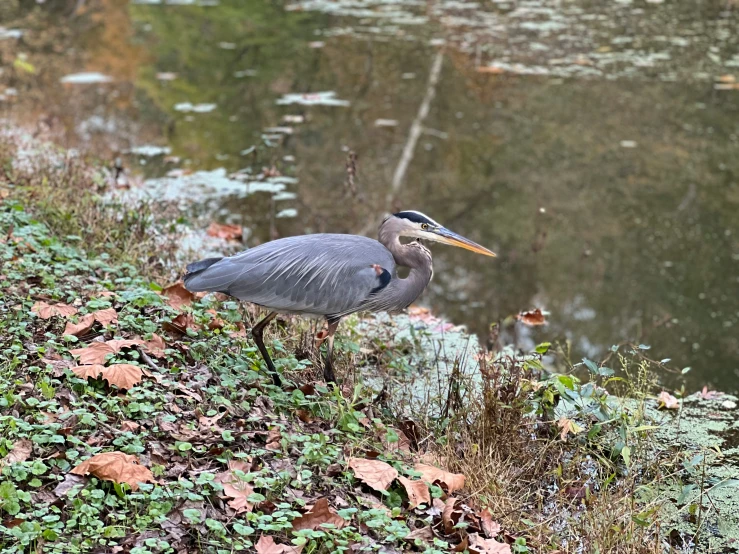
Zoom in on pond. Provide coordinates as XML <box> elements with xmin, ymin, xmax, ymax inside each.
<box><xmin>1</xmin><ymin>0</ymin><xmax>737</xmax><ymax>393</ymax></box>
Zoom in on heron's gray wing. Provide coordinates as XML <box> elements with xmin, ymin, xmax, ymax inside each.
<box><xmin>184</xmin><ymin>234</ymin><xmax>395</xmax><ymax>316</ymax></box>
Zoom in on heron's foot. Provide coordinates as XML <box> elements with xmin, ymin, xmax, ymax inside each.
<box><xmin>323</xmin><ymin>360</ymin><xmax>337</xmax><ymax>384</ymax></box>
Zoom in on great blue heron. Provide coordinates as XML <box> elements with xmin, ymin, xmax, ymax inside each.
<box><xmin>184</xmin><ymin>211</ymin><xmax>495</xmax><ymax>386</ymax></box>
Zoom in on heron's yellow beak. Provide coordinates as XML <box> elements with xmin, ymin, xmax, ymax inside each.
<box><xmin>432</xmin><ymin>227</ymin><xmax>497</xmax><ymax>257</ymax></box>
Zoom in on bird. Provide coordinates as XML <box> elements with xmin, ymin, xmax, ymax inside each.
<box><xmin>184</xmin><ymin>210</ymin><xmax>496</xmax><ymax>387</ymax></box>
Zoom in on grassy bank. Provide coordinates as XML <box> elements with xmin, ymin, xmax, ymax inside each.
<box><xmin>1</xmin><ymin>131</ymin><xmax>737</xmax><ymax>554</ymax></box>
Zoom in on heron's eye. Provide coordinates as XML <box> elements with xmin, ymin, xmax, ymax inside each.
<box><xmin>421</xmin><ymin>223</ymin><xmax>429</xmax><ymax>230</ymax></box>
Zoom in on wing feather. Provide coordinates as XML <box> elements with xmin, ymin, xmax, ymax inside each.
<box><xmin>184</xmin><ymin>234</ymin><xmax>395</xmax><ymax>316</ymax></box>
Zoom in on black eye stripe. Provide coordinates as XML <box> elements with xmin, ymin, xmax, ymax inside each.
<box><xmin>393</xmin><ymin>211</ymin><xmax>435</xmax><ymax>225</ymax></box>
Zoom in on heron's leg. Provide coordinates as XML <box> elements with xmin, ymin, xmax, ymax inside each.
<box><xmin>323</xmin><ymin>318</ymin><xmax>341</xmax><ymax>383</ymax></box>
<box><xmin>251</xmin><ymin>311</ymin><xmax>281</xmax><ymax>387</ymax></box>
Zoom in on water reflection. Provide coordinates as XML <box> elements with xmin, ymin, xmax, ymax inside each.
<box><xmin>1</xmin><ymin>0</ymin><xmax>737</xmax><ymax>392</ymax></box>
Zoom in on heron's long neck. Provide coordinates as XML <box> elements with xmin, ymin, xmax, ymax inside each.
<box><xmin>379</xmin><ymin>232</ymin><xmax>433</xmax><ymax>311</ymax></box>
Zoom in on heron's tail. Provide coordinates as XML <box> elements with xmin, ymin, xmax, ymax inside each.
<box><xmin>183</xmin><ymin>257</ymin><xmax>223</xmax><ymax>291</ymax></box>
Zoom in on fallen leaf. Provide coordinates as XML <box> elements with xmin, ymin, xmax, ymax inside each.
<box><xmin>32</xmin><ymin>301</ymin><xmax>77</xmax><ymax>319</ymax></box>
<box><xmin>206</xmin><ymin>309</ymin><xmax>225</xmax><ymax>330</ymax></box>
<box><xmin>700</xmin><ymin>386</ymin><xmax>720</xmax><ymax>400</ymax></box>
<box><xmin>454</xmin><ymin>537</ymin><xmax>469</xmax><ymax>552</ymax></box>
<box><xmin>657</xmin><ymin>391</ymin><xmax>679</xmax><ymax>410</ymax></box>
<box><xmin>215</xmin><ymin>460</ymin><xmax>255</xmax><ymax>513</ymax></box>
<box><xmin>54</xmin><ymin>474</ymin><xmax>87</xmax><ymax>497</ymax></box>
<box><xmin>398</xmin><ymin>475</ymin><xmax>430</xmax><ymax>508</ymax></box>
<box><xmin>476</xmin><ymin>66</ymin><xmax>505</xmax><ymax>74</ymax></box>
<box><xmin>0</xmin><ymin>439</ymin><xmax>32</xmax><ymax>470</ymax></box>
<box><xmin>480</xmin><ymin>508</ymin><xmax>501</xmax><ymax>538</ymax></box>
<box><xmin>63</xmin><ymin>313</ymin><xmax>95</xmax><ymax>337</ymax></box>
<box><xmin>414</xmin><ymin>463</ymin><xmax>466</xmax><ymax>493</ymax></box>
<box><xmin>164</xmin><ymin>313</ymin><xmax>198</xmax><ymax>334</ymax></box>
<box><xmin>71</xmin><ymin>452</ymin><xmax>154</xmax><ymax>491</ymax></box>
<box><xmin>254</xmin><ymin>535</ymin><xmax>303</xmax><ymax>554</ymax></box>
<box><xmin>291</xmin><ymin>498</ymin><xmax>347</xmax><ymax>531</ymax></box>
<box><xmin>207</xmin><ymin>222</ymin><xmax>243</xmax><ymax>241</ymax></box>
<box><xmin>71</xmin><ymin>364</ymin><xmax>143</xmax><ymax>389</ymax></box>
<box><xmin>556</xmin><ymin>417</ymin><xmax>583</xmax><ymax>440</ymax></box>
<box><xmin>265</xmin><ymin>427</ymin><xmax>282</xmax><ymax>450</ymax></box>
<box><xmin>70</xmin><ymin>339</ymin><xmax>143</xmax><ymax>364</ymax></box>
<box><xmin>405</xmin><ymin>526</ymin><xmax>434</xmax><ymax>544</ymax></box>
<box><xmin>348</xmin><ymin>458</ymin><xmax>398</xmax><ymax>492</ymax></box>
<box><xmin>144</xmin><ymin>333</ymin><xmax>167</xmax><ymax>357</ymax></box>
<box><xmin>198</xmin><ymin>411</ymin><xmax>226</xmax><ymax>430</ymax></box>
<box><xmin>120</xmin><ymin>421</ymin><xmax>140</xmax><ymax>432</ymax></box>
<box><xmin>162</xmin><ymin>281</ymin><xmax>195</xmax><ymax>310</ymax></box>
<box><xmin>468</xmin><ymin>533</ymin><xmax>511</xmax><ymax>554</ymax></box>
<box><xmin>516</xmin><ymin>308</ymin><xmax>547</xmax><ymax>326</ymax></box>
<box><xmin>442</xmin><ymin>497</ymin><xmax>459</xmax><ymax>534</ymax></box>
<box><xmin>92</xmin><ymin>308</ymin><xmax>118</xmax><ymax>326</ymax></box>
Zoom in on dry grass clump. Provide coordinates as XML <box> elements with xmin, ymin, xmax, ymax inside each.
<box><xmin>423</xmin><ymin>349</ymin><xmax>667</xmax><ymax>553</ymax></box>
<box><xmin>0</xmin><ymin>129</ymin><xmax>177</xmax><ymax>277</ymax></box>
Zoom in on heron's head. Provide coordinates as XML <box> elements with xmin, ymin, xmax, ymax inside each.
<box><xmin>384</xmin><ymin>210</ymin><xmax>496</xmax><ymax>257</ymax></box>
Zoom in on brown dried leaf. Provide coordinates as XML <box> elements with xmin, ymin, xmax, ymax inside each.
<box><xmin>291</xmin><ymin>498</ymin><xmax>347</xmax><ymax>531</ymax></box>
<box><xmin>254</xmin><ymin>535</ymin><xmax>303</xmax><ymax>554</ymax></box>
<box><xmin>216</xmin><ymin>460</ymin><xmax>255</xmax><ymax>513</ymax></box>
<box><xmin>0</xmin><ymin>439</ymin><xmax>32</xmax><ymax>470</ymax></box>
<box><xmin>265</xmin><ymin>427</ymin><xmax>282</xmax><ymax>450</ymax></box>
<box><xmin>556</xmin><ymin>417</ymin><xmax>583</xmax><ymax>440</ymax></box>
<box><xmin>658</xmin><ymin>391</ymin><xmax>679</xmax><ymax>410</ymax></box>
<box><xmin>480</xmin><ymin>508</ymin><xmax>501</xmax><ymax>538</ymax></box>
<box><xmin>72</xmin><ymin>364</ymin><xmax>106</xmax><ymax>380</ymax></box>
<box><xmin>164</xmin><ymin>313</ymin><xmax>198</xmax><ymax>334</ymax></box>
<box><xmin>468</xmin><ymin>533</ymin><xmax>512</xmax><ymax>554</ymax></box>
<box><xmin>398</xmin><ymin>475</ymin><xmax>430</xmax><ymax>509</ymax></box>
<box><xmin>198</xmin><ymin>411</ymin><xmax>226</xmax><ymax>430</ymax></box>
<box><xmin>144</xmin><ymin>333</ymin><xmax>167</xmax><ymax>358</ymax></box>
<box><xmin>92</xmin><ymin>308</ymin><xmax>118</xmax><ymax>326</ymax></box>
<box><xmin>70</xmin><ymin>339</ymin><xmax>143</xmax><ymax>365</ymax></box>
<box><xmin>162</xmin><ymin>281</ymin><xmax>195</xmax><ymax>310</ymax></box>
<box><xmin>120</xmin><ymin>421</ymin><xmax>140</xmax><ymax>432</ymax></box>
<box><xmin>414</xmin><ymin>463</ymin><xmax>466</xmax><ymax>494</ymax></box>
<box><xmin>348</xmin><ymin>457</ymin><xmax>398</xmax><ymax>492</ymax></box>
<box><xmin>442</xmin><ymin>497</ymin><xmax>459</xmax><ymax>534</ymax></box>
<box><xmin>207</xmin><ymin>222</ymin><xmax>243</xmax><ymax>241</ymax></box>
<box><xmin>63</xmin><ymin>313</ymin><xmax>95</xmax><ymax>337</ymax></box>
<box><xmin>454</xmin><ymin>537</ymin><xmax>469</xmax><ymax>552</ymax></box>
<box><xmin>32</xmin><ymin>301</ymin><xmax>77</xmax><ymax>319</ymax></box>
<box><xmin>516</xmin><ymin>308</ymin><xmax>546</xmax><ymax>326</ymax></box>
<box><xmin>405</xmin><ymin>526</ymin><xmax>434</xmax><ymax>544</ymax></box>
<box><xmin>72</xmin><ymin>364</ymin><xmax>143</xmax><ymax>389</ymax></box>
<box><xmin>71</xmin><ymin>452</ymin><xmax>154</xmax><ymax>491</ymax></box>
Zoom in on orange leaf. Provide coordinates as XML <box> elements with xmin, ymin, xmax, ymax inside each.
<box><xmin>516</xmin><ymin>308</ymin><xmax>547</xmax><ymax>326</ymax></box>
<box><xmin>72</xmin><ymin>364</ymin><xmax>143</xmax><ymax>389</ymax></box>
<box><xmin>265</xmin><ymin>427</ymin><xmax>281</xmax><ymax>451</ymax></box>
<box><xmin>101</xmin><ymin>364</ymin><xmax>143</xmax><ymax>389</ymax></box>
<box><xmin>556</xmin><ymin>417</ymin><xmax>583</xmax><ymax>440</ymax></box>
<box><xmin>63</xmin><ymin>313</ymin><xmax>95</xmax><ymax>337</ymax></box>
<box><xmin>92</xmin><ymin>308</ymin><xmax>118</xmax><ymax>326</ymax></box>
<box><xmin>398</xmin><ymin>475</ymin><xmax>430</xmax><ymax>508</ymax></box>
<box><xmin>291</xmin><ymin>498</ymin><xmax>347</xmax><ymax>531</ymax></box>
<box><xmin>254</xmin><ymin>535</ymin><xmax>303</xmax><ymax>554</ymax></box>
<box><xmin>162</xmin><ymin>281</ymin><xmax>195</xmax><ymax>310</ymax></box>
<box><xmin>0</xmin><ymin>439</ymin><xmax>32</xmax><ymax>470</ymax></box>
<box><xmin>348</xmin><ymin>457</ymin><xmax>398</xmax><ymax>492</ymax></box>
<box><xmin>70</xmin><ymin>339</ymin><xmax>142</xmax><ymax>365</ymax></box>
<box><xmin>144</xmin><ymin>333</ymin><xmax>167</xmax><ymax>357</ymax></box>
<box><xmin>414</xmin><ymin>463</ymin><xmax>466</xmax><ymax>493</ymax></box>
<box><xmin>442</xmin><ymin>497</ymin><xmax>458</xmax><ymax>534</ymax></box>
<box><xmin>120</xmin><ymin>421</ymin><xmax>140</xmax><ymax>432</ymax></box>
<box><xmin>468</xmin><ymin>533</ymin><xmax>511</xmax><ymax>554</ymax></box>
<box><xmin>72</xmin><ymin>364</ymin><xmax>106</xmax><ymax>380</ymax></box>
<box><xmin>32</xmin><ymin>301</ymin><xmax>77</xmax><ymax>319</ymax></box>
<box><xmin>207</xmin><ymin>222</ymin><xmax>243</xmax><ymax>241</ymax></box>
<box><xmin>216</xmin><ymin>460</ymin><xmax>255</xmax><ymax>513</ymax></box>
<box><xmin>480</xmin><ymin>508</ymin><xmax>501</xmax><ymax>538</ymax></box>
<box><xmin>70</xmin><ymin>452</ymin><xmax>154</xmax><ymax>491</ymax></box>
